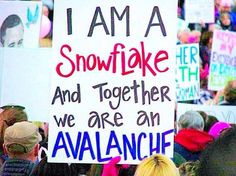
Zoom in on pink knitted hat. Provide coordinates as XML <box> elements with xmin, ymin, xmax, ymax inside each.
<box><xmin>208</xmin><ymin>122</ymin><xmax>231</xmax><ymax>139</ymax></box>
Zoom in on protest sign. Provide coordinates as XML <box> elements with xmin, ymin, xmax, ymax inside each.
<box><xmin>0</xmin><ymin>1</ymin><xmax>42</xmax><ymax>48</ymax></box>
<box><xmin>185</xmin><ymin>0</ymin><xmax>214</xmax><ymax>23</ymax></box>
<box><xmin>177</xmin><ymin>103</ymin><xmax>236</xmax><ymax>124</ymax></box>
<box><xmin>176</xmin><ymin>44</ymin><xmax>200</xmax><ymax>101</ymax></box>
<box><xmin>48</xmin><ymin>0</ymin><xmax>177</xmax><ymax>164</ymax></box>
<box><xmin>208</xmin><ymin>30</ymin><xmax>236</xmax><ymax>90</ymax></box>
<box><xmin>0</xmin><ymin>48</ymin><xmax>52</xmax><ymax>122</ymax></box>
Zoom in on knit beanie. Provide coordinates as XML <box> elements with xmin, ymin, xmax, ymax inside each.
<box><xmin>208</xmin><ymin>122</ymin><xmax>231</xmax><ymax>139</ymax></box>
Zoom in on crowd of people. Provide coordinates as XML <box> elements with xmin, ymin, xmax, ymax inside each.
<box><xmin>0</xmin><ymin>0</ymin><xmax>236</xmax><ymax>175</ymax></box>
<box><xmin>0</xmin><ymin>98</ymin><xmax>236</xmax><ymax>175</ymax></box>
<box><xmin>177</xmin><ymin>0</ymin><xmax>236</xmax><ymax>106</ymax></box>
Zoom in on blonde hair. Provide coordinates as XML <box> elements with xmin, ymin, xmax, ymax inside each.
<box><xmin>135</xmin><ymin>154</ymin><xmax>179</xmax><ymax>176</ymax></box>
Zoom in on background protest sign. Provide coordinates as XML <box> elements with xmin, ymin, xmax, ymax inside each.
<box><xmin>0</xmin><ymin>1</ymin><xmax>42</xmax><ymax>48</ymax></box>
<box><xmin>0</xmin><ymin>48</ymin><xmax>52</xmax><ymax>122</ymax></box>
<box><xmin>176</xmin><ymin>44</ymin><xmax>200</xmax><ymax>101</ymax></box>
<box><xmin>177</xmin><ymin>103</ymin><xmax>236</xmax><ymax>124</ymax></box>
<box><xmin>208</xmin><ymin>30</ymin><xmax>236</xmax><ymax>90</ymax></box>
<box><xmin>48</xmin><ymin>0</ymin><xmax>177</xmax><ymax>164</ymax></box>
<box><xmin>185</xmin><ymin>0</ymin><xmax>214</xmax><ymax>23</ymax></box>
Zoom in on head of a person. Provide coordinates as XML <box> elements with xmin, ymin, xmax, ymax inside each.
<box><xmin>200</xmin><ymin>31</ymin><xmax>213</xmax><ymax>47</ymax></box>
<box><xmin>200</xmin><ymin>76</ymin><xmax>209</xmax><ymax>88</ymax></box>
<box><xmin>69</xmin><ymin>163</ymin><xmax>92</xmax><ymax>176</ymax></box>
<box><xmin>197</xmin><ymin>127</ymin><xmax>236</xmax><ymax>176</ymax></box>
<box><xmin>135</xmin><ymin>154</ymin><xmax>179</xmax><ymax>176</ymax></box>
<box><xmin>179</xmin><ymin>160</ymin><xmax>200</xmax><ymax>176</ymax></box>
<box><xmin>0</xmin><ymin>14</ymin><xmax>24</xmax><ymax>47</ymax></box>
<box><xmin>203</xmin><ymin>115</ymin><xmax>219</xmax><ymax>132</ymax></box>
<box><xmin>31</xmin><ymin>156</ymin><xmax>76</xmax><ymax>176</ymax></box>
<box><xmin>219</xmin><ymin>0</ymin><xmax>232</xmax><ymax>12</ymax></box>
<box><xmin>223</xmin><ymin>80</ymin><xmax>236</xmax><ymax>104</ymax></box>
<box><xmin>119</xmin><ymin>165</ymin><xmax>137</xmax><ymax>176</ymax></box>
<box><xmin>3</xmin><ymin>121</ymin><xmax>41</xmax><ymax>162</ymax></box>
<box><xmin>197</xmin><ymin>111</ymin><xmax>219</xmax><ymax>132</ymax></box>
<box><xmin>220</xmin><ymin>12</ymin><xmax>231</xmax><ymax>26</ymax></box>
<box><xmin>0</xmin><ymin>105</ymin><xmax>28</xmax><ymax>149</ymax></box>
<box><xmin>178</xmin><ymin>111</ymin><xmax>204</xmax><ymax>131</ymax></box>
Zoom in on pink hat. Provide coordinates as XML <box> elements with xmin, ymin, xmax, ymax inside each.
<box><xmin>208</xmin><ymin>122</ymin><xmax>231</xmax><ymax>139</ymax></box>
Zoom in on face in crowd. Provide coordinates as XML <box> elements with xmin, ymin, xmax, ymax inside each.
<box><xmin>0</xmin><ymin>14</ymin><xmax>24</xmax><ymax>48</ymax></box>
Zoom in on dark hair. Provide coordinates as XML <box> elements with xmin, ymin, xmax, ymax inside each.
<box><xmin>197</xmin><ymin>111</ymin><xmax>219</xmax><ymax>132</ymax></box>
<box><xmin>197</xmin><ymin>127</ymin><xmax>236</xmax><ymax>176</ymax></box>
<box><xmin>119</xmin><ymin>165</ymin><xmax>136</xmax><ymax>176</ymax></box>
<box><xmin>204</xmin><ymin>115</ymin><xmax>219</xmax><ymax>132</ymax></box>
<box><xmin>31</xmin><ymin>157</ymin><xmax>72</xmax><ymax>176</ymax></box>
<box><xmin>200</xmin><ymin>31</ymin><xmax>213</xmax><ymax>46</ymax></box>
<box><xmin>0</xmin><ymin>14</ymin><xmax>23</xmax><ymax>44</ymax></box>
<box><xmin>197</xmin><ymin>111</ymin><xmax>208</xmax><ymax>121</ymax></box>
<box><xmin>31</xmin><ymin>157</ymin><xmax>92</xmax><ymax>176</ymax></box>
<box><xmin>70</xmin><ymin>163</ymin><xmax>91</xmax><ymax>175</ymax></box>
<box><xmin>178</xmin><ymin>0</ymin><xmax>184</xmax><ymax>8</ymax></box>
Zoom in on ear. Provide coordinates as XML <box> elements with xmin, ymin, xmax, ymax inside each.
<box><xmin>3</xmin><ymin>144</ymin><xmax>8</xmax><ymax>155</ymax></box>
<box><xmin>34</xmin><ymin>144</ymin><xmax>40</xmax><ymax>157</ymax></box>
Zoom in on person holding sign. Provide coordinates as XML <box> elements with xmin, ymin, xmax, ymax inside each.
<box><xmin>0</xmin><ymin>14</ymin><xmax>24</xmax><ymax>48</ymax></box>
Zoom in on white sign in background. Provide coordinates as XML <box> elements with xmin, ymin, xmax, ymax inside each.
<box><xmin>48</xmin><ymin>0</ymin><xmax>177</xmax><ymax>164</ymax></box>
<box><xmin>0</xmin><ymin>1</ymin><xmax>42</xmax><ymax>48</ymax></box>
<box><xmin>0</xmin><ymin>48</ymin><xmax>52</xmax><ymax>122</ymax></box>
<box><xmin>177</xmin><ymin>103</ymin><xmax>236</xmax><ymax>124</ymax></box>
<box><xmin>185</xmin><ymin>0</ymin><xmax>214</xmax><ymax>23</ymax></box>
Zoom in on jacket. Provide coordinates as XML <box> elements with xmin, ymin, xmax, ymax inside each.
<box><xmin>174</xmin><ymin>129</ymin><xmax>214</xmax><ymax>161</ymax></box>
<box><xmin>0</xmin><ymin>158</ymin><xmax>36</xmax><ymax>176</ymax></box>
